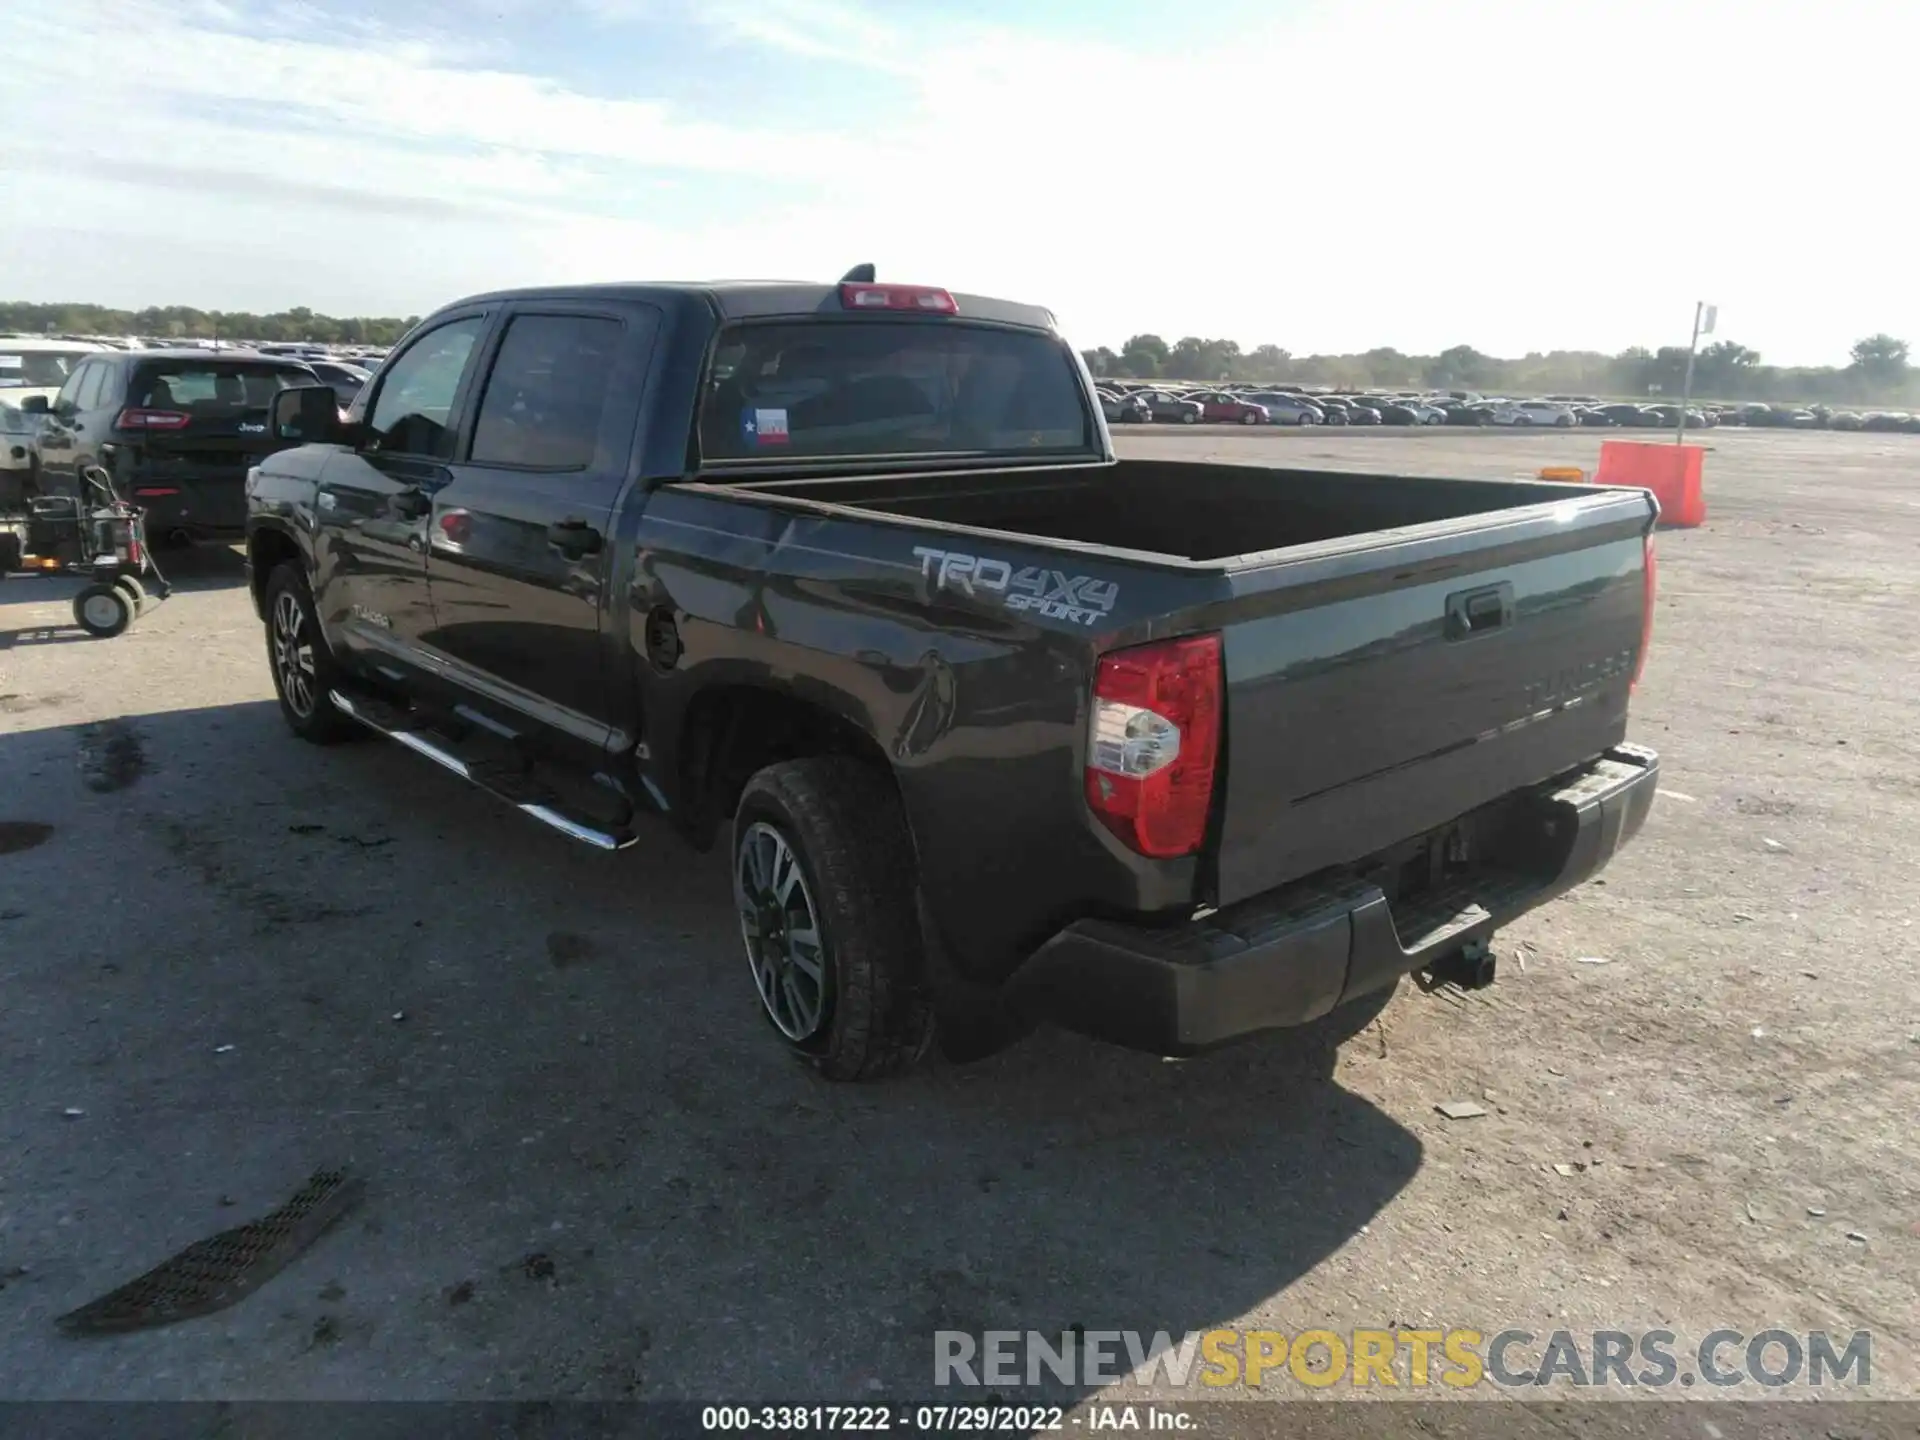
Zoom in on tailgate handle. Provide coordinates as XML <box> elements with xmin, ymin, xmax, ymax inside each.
<box><xmin>1445</xmin><ymin>582</ymin><xmax>1514</xmax><ymax>640</ymax></box>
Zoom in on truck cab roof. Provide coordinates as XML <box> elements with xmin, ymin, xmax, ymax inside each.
<box><xmin>442</xmin><ymin>281</ymin><xmax>1060</xmax><ymax>332</ymax></box>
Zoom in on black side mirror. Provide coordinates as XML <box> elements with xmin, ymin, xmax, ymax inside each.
<box><xmin>19</xmin><ymin>394</ymin><xmax>50</xmax><ymax>415</ymax></box>
<box><xmin>271</xmin><ymin>384</ymin><xmax>343</xmax><ymax>443</ymax></box>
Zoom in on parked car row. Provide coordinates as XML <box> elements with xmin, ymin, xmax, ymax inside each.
<box><xmin>1092</xmin><ymin>378</ymin><xmax>1920</xmax><ymax>433</ymax></box>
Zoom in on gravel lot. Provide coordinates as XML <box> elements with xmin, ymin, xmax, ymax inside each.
<box><xmin>1</xmin><ymin>427</ymin><xmax>1915</xmax><ymax>1407</ymax></box>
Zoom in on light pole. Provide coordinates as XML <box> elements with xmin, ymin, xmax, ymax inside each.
<box><xmin>1675</xmin><ymin>301</ymin><xmax>1716</xmax><ymax>444</ymax></box>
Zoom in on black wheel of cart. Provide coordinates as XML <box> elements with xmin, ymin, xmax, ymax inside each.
<box><xmin>72</xmin><ymin>582</ymin><xmax>136</xmax><ymax>638</ymax></box>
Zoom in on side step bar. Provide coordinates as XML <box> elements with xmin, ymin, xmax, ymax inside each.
<box><xmin>329</xmin><ymin>690</ymin><xmax>637</xmax><ymax>851</ymax></box>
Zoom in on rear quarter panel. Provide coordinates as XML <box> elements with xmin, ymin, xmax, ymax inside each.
<box><xmin>628</xmin><ymin>486</ymin><xmax>1210</xmax><ymax>982</ymax></box>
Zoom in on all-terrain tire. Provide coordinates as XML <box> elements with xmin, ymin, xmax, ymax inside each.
<box><xmin>732</xmin><ymin>757</ymin><xmax>935</xmax><ymax>1081</ymax></box>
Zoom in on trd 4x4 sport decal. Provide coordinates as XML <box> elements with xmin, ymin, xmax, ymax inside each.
<box><xmin>912</xmin><ymin>546</ymin><xmax>1119</xmax><ymax>627</ymax></box>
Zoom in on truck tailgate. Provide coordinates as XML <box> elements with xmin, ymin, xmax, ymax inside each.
<box><xmin>1214</xmin><ymin>489</ymin><xmax>1655</xmax><ymax>907</ymax></box>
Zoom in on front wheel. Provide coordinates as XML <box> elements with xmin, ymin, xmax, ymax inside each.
<box><xmin>733</xmin><ymin>758</ymin><xmax>934</xmax><ymax>1081</ymax></box>
<box><xmin>1556</xmin><ymin>415</ymin><xmax>1574</xmax><ymax>428</ymax></box>
<box><xmin>112</xmin><ymin>573</ymin><xmax>148</xmax><ymax>614</ymax></box>
<box><xmin>1241</xmin><ymin>411</ymin><xmax>1260</xmax><ymax>425</ymax></box>
<box><xmin>263</xmin><ymin>563</ymin><xmax>360</xmax><ymax>743</ymax></box>
<box><xmin>1181</xmin><ymin>410</ymin><xmax>1199</xmax><ymax>424</ymax></box>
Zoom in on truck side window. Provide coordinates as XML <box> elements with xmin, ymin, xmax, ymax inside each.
<box><xmin>365</xmin><ymin>317</ymin><xmax>485</xmax><ymax>459</ymax></box>
<box><xmin>469</xmin><ymin>314</ymin><xmax>621</xmax><ymax>471</ymax></box>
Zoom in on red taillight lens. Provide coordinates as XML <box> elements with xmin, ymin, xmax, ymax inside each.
<box><xmin>132</xmin><ymin>486</ymin><xmax>180</xmax><ymax>497</ymax></box>
<box><xmin>1632</xmin><ymin>532</ymin><xmax>1656</xmax><ymax>690</ymax></box>
<box><xmin>839</xmin><ymin>283</ymin><xmax>958</xmax><ymax>314</ymax></box>
<box><xmin>115</xmin><ymin>408</ymin><xmax>191</xmax><ymax>430</ymax></box>
<box><xmin>1084</xmin><ymin>633</ymin><xmax>1223</xmax><ymax>859</ymax></box>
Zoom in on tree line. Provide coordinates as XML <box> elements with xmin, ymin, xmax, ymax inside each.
<box><xmin>1</xmin><ymin>302</ymin><xmax>418</xmax><ymax>347</ymax></box>
<box><xmin>1081</xmin><ymin>333</ymin><xmax>1917</xmax><ymax>407</ymax></box>
<box><xmin>7</xmin><ymin>299</ymin><xmax>1913</xmax><ymax>407</ymax></box>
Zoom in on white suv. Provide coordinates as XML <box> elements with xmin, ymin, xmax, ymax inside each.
<box><xmin>1</xmin><ymin>337</ymin><xmax>109</xmax><ymax>479</ymax></box>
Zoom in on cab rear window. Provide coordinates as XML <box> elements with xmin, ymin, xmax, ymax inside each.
<box><xmin>697</xmin><ymin>320</ymin><xmax>1093</xmax><ymax>465</ymax></box>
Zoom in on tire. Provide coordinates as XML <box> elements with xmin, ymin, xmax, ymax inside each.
<box><xmin>732</xmin><ymin>757</ymin><xmax>935</xmax><ymax>1081</ymax></box>
<box><xmin>1241</xmin><ymin>411</ymin><xmax>1260</xmax><ymax>425</ymax></box>
<box><xmin>1181</xmin><ymin>409</ymin><xmax>1199</xmax><ymax>424</ymax></box>
<box><xmin>112</xmin><ymin>573</ymin><xmax>148</xmax><ymax>614</ymax></box>
<box><xmin>72</xmin><ymin>582</ymin><xmax>135</xmax><ymax>638</ymax></box>
<box><xmin>263</xmin><ymin>562</ymin><xmax>360</xmax><ymax>744</ymax></box>
<box><xmin>1556</xmin><ymin>415</ymin><xmax>1574</xmax><ymax>428</ymax></box>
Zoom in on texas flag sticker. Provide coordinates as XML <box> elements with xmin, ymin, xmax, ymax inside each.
<box><xmin>740</xmin><ymin>407</ymin><xmax>790</xmax><ymax>446</ymax></box>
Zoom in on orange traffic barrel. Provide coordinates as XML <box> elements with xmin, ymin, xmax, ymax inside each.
<box><xmin>1593</xmin><ymin>441</ymin><xmax>1705</xmax><ymax>527</ymax></box>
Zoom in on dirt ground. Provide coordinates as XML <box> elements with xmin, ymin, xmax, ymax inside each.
<box><xmin>1</xmin><ymin>426</ymin><xmax>1915</xmax><ymax>1411</ymax></box>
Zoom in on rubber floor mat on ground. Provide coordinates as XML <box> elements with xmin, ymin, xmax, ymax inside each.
<box><xmin>56</xmin><ymin>1168</ymin><xmax>364</xmax><ymax>1335</ymax></box>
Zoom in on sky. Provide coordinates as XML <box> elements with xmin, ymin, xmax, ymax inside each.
<box><xmin>2</xmin><ymin>0</ymin><xmax>1912</xmax><ymax>366</ymax></box>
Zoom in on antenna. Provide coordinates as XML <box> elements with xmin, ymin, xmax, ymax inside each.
<box><xmin>840</xmin><ymin>263</ymin><xmax>876</xmax><ymax>284</ymax></box>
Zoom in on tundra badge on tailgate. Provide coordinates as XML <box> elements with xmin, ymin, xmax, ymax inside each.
<box><xmin>913</xmin><ymin>546</ymin><xmax>1118</xmax><ymax>627</ymax></box>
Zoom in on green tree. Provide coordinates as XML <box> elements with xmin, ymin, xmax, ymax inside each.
<box><xmin>1117</xmin><ymin>332</ymin><xmax>1168</xmax><ymax>379</ymax></box>
<box><xmin>1695</xmin><ymin>340</ymin><xmax>1760</xmax><ymax>396</ymax></box>
<box><xmin>1428</xmin><ymin>345</ymin><xmax>1491</xmax><ymax>388</ymax></box>
<box><xmin>1244</xmin><ymin>344</ymin><xmax>1290</xmax><ymax>380</ymax></box>
<box><xmin>1848</xmin><ymin>333</ymin><xmax>1909</xmax><ymax>386</ymax></box>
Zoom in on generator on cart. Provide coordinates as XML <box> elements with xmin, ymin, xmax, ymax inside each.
<box><xmin>0</xmin><ymin>462</ymin><xmax>173</xmax><ymax>637</ymax></box>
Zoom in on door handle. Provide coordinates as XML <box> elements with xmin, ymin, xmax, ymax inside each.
<box><xmin>1444</xmin><ymin>582</ymin><xmax>1514</xmax><ymax>640</ymax></box>
<box><xmin>392</xmin><ymin>489</ymin><xmax>431</xmax><ymax>519</ymax></box>
<box><xmin>546</xmin><ymin>519</ymin><xmax>603</xmax><ymax>557</ymax></box>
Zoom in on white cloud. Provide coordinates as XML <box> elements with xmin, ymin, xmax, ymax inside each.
<box><xmin>5</xmin><ymin>0</ymin><xmax>1917</xmax><ymax>362</ymax></box>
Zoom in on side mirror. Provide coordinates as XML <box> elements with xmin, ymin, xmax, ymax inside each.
<box><xmin>271</xmin><ymin>384</ymin><xmax>345</xmax><ymax>443</ymax></box>
<box><xmin>19</xmin><ymin>394</ymin><xmax>50</xmax><ymax>415</ymax></box>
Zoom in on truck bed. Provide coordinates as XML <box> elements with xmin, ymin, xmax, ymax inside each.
<box><xmin>716</xmin><ymin>457</ymin><xmax>1656</xmax><ymax>914</ymax></box>
<box><xmin>728</xmin><ymin>457</ymin><xmax>1587</xmax><ymax>563</ymax></box>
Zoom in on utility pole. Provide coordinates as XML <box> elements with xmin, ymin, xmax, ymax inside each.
<box><xmin>1675</xmin><ymin>301</ymin><xmax>1715</xmax><ymax>444</ymax></box>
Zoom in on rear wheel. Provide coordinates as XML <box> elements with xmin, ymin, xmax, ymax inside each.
<box><xmin>112</xmin><ymin>573</ymin><xmax>148</xmax><ymax>614</ymax></box>
<box><xmin>72</xmin><ymin>583</ymin><xmax>134</xmax><ymax>638</ymax></box>
<box><xmin>1556</xmin><ymin>415</ymin><xmax>1574</xmax><ymax>428</ymax></box>
<box><xmin>1241</xmin><ymin>411</ymin><xmax>1260</xmax><ymax>425</ymax></box>
<box><xmin>732</xmin><ymin>757</ymin><xmax>934</xmax><ymax>1081</ymax></box>
<box><xmin>263</xmin><ymin>563</ymin><xmax>359</xmax><ymax>744</ymax></box>
<box><xmin>1181</xmin><ymin>410</ymin><xmax>1199</xmax><ymax>424</ymax></box>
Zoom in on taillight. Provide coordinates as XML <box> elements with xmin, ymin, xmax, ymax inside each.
<box><xmin>132</xmin><ymin>486</ymin><xmax>180</xmax><ymax>497</ymax></box>
<box><xmin>115</xmin><ymin>408</ymin><xmax>191</xmax><ymax>430</ymax></box>
<box><xmin>839</xmin><ymin>283</ymin><xmax>958</xmax><ymax>314</ymax></box>
<box><xmin>1085</xmin><ymin>633</ymin><xmax>1223</xmax><ymax>858</ymax></box>
<box><xmin>1632</xmin><ymin>532</ymin><xmax>1656</xmax><ymax>690</ymax></box>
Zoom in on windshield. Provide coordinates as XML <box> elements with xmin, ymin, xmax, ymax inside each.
<box><xmin>0</xmin><ymin>349</ymin><xmax>90</xmax><ymax>388</ymax></box>
<box><xmin>697</xmin><ymin>319</ymin><xmax>1094</xmax><ymax>465</ymax></box>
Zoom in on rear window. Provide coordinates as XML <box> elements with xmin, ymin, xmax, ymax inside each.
<box><xmin>130</xmin><ymin>362</ymin><xmax>303</xmax><ymax>411</ymax></box>
<box><xmin>697</xmin><ymin>320</ymin><xmax>1093</xmax><ymax>465</ymax></box>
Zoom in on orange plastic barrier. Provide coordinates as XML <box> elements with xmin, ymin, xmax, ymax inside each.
<box><xmin>1592</xmin><ymin>440</ymin><xmax>1705</xmax><ymax>527</ymax></box>
<box><xmin>1537</xmin><ymin>466</ymin><xmax>1587</xmax><ymax>483</ymax></box>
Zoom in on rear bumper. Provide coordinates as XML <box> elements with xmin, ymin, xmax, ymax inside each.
<box><xmin>1003</xmin><ymin>743</ymin><xmax>1659</xmax><ymax>1056</ymax></box>
<box><xmin>126</xmin><ymin>473</ymin><xmax>248</xmax><ymax>538</ymax></box>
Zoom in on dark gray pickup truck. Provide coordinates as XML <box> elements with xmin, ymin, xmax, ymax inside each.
<box><xmin>245</xmin><ymin>271</ymin><xmax>1660</xmax><ymax>1080</ymax></box>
